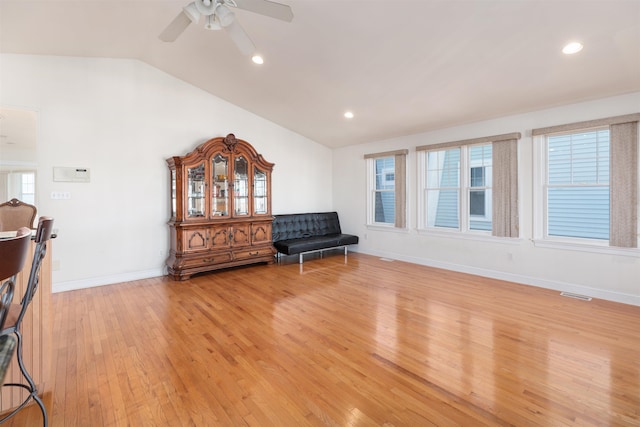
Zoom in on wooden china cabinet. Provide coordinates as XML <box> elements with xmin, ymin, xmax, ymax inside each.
<box><xmin>166</xmin><ymin>133</ymin><xmax>275</xmax><ymax>280</ymax></box>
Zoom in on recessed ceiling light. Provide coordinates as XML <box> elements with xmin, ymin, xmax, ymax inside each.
<box><xmin>562</xmin><ymin>41</ymin><xmax>583</xmax><ymax>55</ymax></box>
<box><xmin>251</xmin><ymin>55</ymin><xmax>264</xmax><ymax>65</ymax></box>
<box><xmin>344</xmin><ymin>111</ymin><xmax>354</xmax><ymax>119</ymax></box>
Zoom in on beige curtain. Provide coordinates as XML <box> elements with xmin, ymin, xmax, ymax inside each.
<box><xmin>492</xmin><ymin>138</ymin><xmax>519</xmax><ymax>237</ymax></box>
<box><xmin>394</xmin><ymin>152</ymin><xmax>406</xmax><ymax>228</ymax></box>
<box><xmin>610</xmin><ymin>121</ymin><xmax>638</xmax><ymax>248</ymax></box>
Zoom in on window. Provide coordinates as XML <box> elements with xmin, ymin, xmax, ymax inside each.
<box><xmin>470</xmin><ymin>167</ymin><xmax>486</xmax><ymax>215</ymax></box>
<box><xmin>421</xmin><ymin>144</ymin><xmax>492</xmax><ymax>232</ymax></box>
<box><xmin>468</xmin><ymin>144</ymin><xmax>493</xmax><ymax>231</ymax></box>
<box><xmin>546</xmin><ymin>129</ymin><xmax>610</xmax><ymax>240</ymax></box>
<box><xmin>365</xmin><ymin>150</ymin><xmax>408</xmax><ymax>228</ymax></box>
<box><xmin>374</xmin><ymin>156</ymin><xmax>395</xmax><ymax>224</ymax></box>
<box><xmin>20</xmin><ymin>172</ymin><xmax>35</xmax><ymax>204</ymax></box>
<box><xmin>417</xmin><ymin>132</ymin><xmax>520</xmax><ymax>237</ymax></box>
<box><xmin>1</xmin><ymin>171</ymin><xmax>36</xmax><ymax>204</ymax></box>
<box><xmin>533</xmin><ymin>113</ymin><xmax>639</xmax><ymax>248</ymax></box>
<box><xmin>424</xmin><ymin>147</ymin><xmax>460</xmax><ymax>229</ymax></box>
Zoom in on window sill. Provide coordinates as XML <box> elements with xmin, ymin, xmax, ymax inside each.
<box><xmin>365</xmin><ymin>224</ymin><xmax>409</xmax><ymax>234</ymax></box>
<box><xmin>416</xmin><ymin>228</ymin><xmax>522</xmax><ymax>245</ymax></box>
<box><xmin>532</xmin><ymin>239</ymin><xmax>640</xmax><ymax>257</ymax></box>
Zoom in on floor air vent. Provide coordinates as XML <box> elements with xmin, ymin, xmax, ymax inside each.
<box><xmin>560</xmin><ymin>292</ymin><xmax>592</xmax><ymax>301</ymax></box>
<box><xmin>379</xmin><ymin>258</ymin><xmax>395</xmax><ymax>262</ymax></box>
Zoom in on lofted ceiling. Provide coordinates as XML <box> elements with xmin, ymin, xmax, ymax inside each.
<box><xmin>0</xmin><ymin>0</ymin><xmax>639</xmax><ymax>148</ymax></box>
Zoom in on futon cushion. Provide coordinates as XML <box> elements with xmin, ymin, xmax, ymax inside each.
<box><xmin>273</xmin><ymin>234</ymin><xmax>359</xmax><ymax>255</ymax></box>
<box><xmin>272</xmin><ymin>212</ymin><xmax>342</xmax><ymax>241</ymax></box>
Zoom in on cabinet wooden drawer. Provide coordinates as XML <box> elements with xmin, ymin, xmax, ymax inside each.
<box><xmin>182</xmin><ymin>252</ymin><xmax>232</xmax><ymax>268</ymax></box>
<box><xmin>234</xmin><ymin>247</ymin><xmax>274</xmax><ymax>261</ymax></box>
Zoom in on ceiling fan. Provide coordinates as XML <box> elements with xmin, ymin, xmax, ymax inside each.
<box><xmin>159</xmin><ymin>0</ymin><xmax>293</xmax><ymax>57</ymax></box>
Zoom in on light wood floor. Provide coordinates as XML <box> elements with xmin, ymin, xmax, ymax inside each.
<box><xmin>6</xmin><ymin>252</ymin><xmax>640</xmax><ymax>426</ymax></box>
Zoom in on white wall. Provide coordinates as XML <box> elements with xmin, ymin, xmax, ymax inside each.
<box><xmin>0</xmin><ymin>54</ymin><xmax>332</xmax><ymax>292</ymax></box>
<box><xmin>334</xmin><ymin>92</ymin><xmax>640</xmax><ymax>306</ymax></box>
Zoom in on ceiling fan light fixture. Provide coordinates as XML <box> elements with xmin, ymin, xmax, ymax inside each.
<box><xmin>205</xmin><ymin>15</ymin><xmax>221</xmax><ymax>30</ymax></box>
<box><xmin>160</xmin><ymin>0</ymin><xmax>293</xmax><ymax>52</ymax></box>
<box><xmin>216</xmin><ymin>4</ymin><xmax>235</xmax><ymax>27</ymax></box>
<box><xmin>194</xmin><ymin>0</ymin><xmax>216</xmax><ymax>16</ymax></box>
<box><xmin>251</xmin><ymin>55</ymin><xmax>264</xmax><ymax>65</ymax></box>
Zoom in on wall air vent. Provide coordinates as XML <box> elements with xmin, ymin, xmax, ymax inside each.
<box><xmin>560</xmin><ymin>292</ymin><xmax>592</xmax><ymax>301</ymax></box>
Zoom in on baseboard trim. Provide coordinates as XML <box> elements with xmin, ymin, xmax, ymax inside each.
<box><xmin>53</xmin><ymin>268</ymin><xmax>165</xmax><ymax>293</ymax></box>
<box><xmin>355</xmin><ymin>249</ymin><xmax>640</xmax><ymax>306</ymax></box>
<box><xmin>52</xmin><ymin>252</ymin><xmax>639</xmax><ymax>307</ymax></box>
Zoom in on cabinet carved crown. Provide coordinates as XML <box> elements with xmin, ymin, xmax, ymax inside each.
<box><xmin>165</xmin><ymin>134</ymin><xmax>275</xmax><ymax>280</ymax></box>
<box><xmin>222</xmin><ymin>133</ymin><xmax>239</xmax><ymax>153</ymax></box>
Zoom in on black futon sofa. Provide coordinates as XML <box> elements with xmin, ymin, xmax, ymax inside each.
<box><xmin>272</xmin><ymin>212</ymin><xmax>359</xmax><ymax>263</ymax></box>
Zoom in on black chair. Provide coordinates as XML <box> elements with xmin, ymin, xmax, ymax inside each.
<box><xmin>0</xmin><ymin>336</ymin><xmax>17</xmax><ymax>386</ymax></box>
<box><xmin>0</xmin><ymin>228</ymin><xmax>30</xmax><ymax>393</ymax></box>
<box><xmin>0</xmin><ymin>227</ymin><xmax>32</xmax><ymax>332</ymax></box>
<box><xmin>0</xmin><ymin>217</ymin><xmax>54</xmax><ymax>426</ymax></box>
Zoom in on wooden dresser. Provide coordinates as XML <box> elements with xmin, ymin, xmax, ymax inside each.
<box><xmin>166</xmin><ymin>134</ymin><xmax>276</xmax><ymax>280</ymax></box>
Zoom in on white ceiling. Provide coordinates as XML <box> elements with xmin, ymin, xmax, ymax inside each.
<box><xmin>1</xmin><ymin>0</ymin><xmax>639</xmax><ymax>148</ymax></box>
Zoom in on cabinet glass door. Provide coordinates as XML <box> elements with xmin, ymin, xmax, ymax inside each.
<box><xmin>254</xmin><ymin>167</ymin><xmax>268</xmax><ymax>214</ymax></box>
<box><xmin>187</xmin><ymin>163</ymin><xmax>205</xmax><ymax>218</ymax></box>
<box><xmin>234</xmin><ymin>156</ymin><xmax>249</xmax><ymax>216</ymax></box>
<box><xmin>171</xmin><ymin>169</ymin><xmax>177</xmax><ymax>218</ymax></box>
<box><xmin>212</xmin><ymin>154</ymin><xmax>229</xmax><ymax>217</ymax></box>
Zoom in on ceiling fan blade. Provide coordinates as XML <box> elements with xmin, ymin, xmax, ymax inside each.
<box><xmin>224</xmin><ymin>20</ymin><xmax>256</xmax><ymax>56</ymax></box>
<box><xmin>159</xmin><ymin>3</ymin><xmax>200</xmax><ymax>42</ymax></box>
<box><xmin>159</xmin><ymin>11</ymin><xmax>194</xmax><ymax>42</ymax></box>
<box><xmin>232</xmin><ymin>0</ymin><xmax>293</xmax><ymax>22</ymax></box>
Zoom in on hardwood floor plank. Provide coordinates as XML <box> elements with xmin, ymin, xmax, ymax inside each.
<box><xmin>3</xmin><ymin>253</ymin><xmax>639</xmax><ymax>426</ymax></box>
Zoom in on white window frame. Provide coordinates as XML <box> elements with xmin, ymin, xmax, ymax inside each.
<box><xmin>469</xmin><ymin>166</ymin><xmax>490</xmax><ymax>220</ymax></box>
<box><xmin>418</xmin><ymin>143</ymin><xmax>492</xmax><ymax>234</ymax></box>
<box><xmin>533</xmin><ymin>126</ymin><xmax>611</xmax><ymax>247</ymax></box>
<box><xmin>2</xmin><ymin>170</ymin><xmax>36</xmax><ymax>205</ymax></box>
<box><xmin>366</xmin><ymin>155</ymin><xmax>395</xmax><ymax>227</ymax></box>
<box><xmin>365</xmin><ymin>150</ymin><xmax>407</xmax><ymax>229</ymax></box>
<box><xmin>20</xmin><ymin>171</ymin><xmax>36</xmax><ymax>204</ymax></box>
<box><xmin>469</xmin><ymin>146</ymin><xmax>493</xmax><ymax>226</ymax></box>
